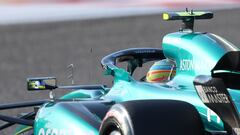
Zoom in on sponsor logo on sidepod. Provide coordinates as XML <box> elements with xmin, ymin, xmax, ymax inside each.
<box><xmin>38</xmin><ymin>128</ymin><xmax>68</xmax><ymax>135</ymax></box>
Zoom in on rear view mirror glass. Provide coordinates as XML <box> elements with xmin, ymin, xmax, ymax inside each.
<box><xmin>27</xmin><ymin>77</ymin><xmax>57</xmax><ymax>91</ymax></box>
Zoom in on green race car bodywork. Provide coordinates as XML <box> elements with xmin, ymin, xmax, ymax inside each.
<box><xmin>4</xmin><ymin>11</ymin><xmax>240</xmax><ymax>135</ymax></box>
<box><xmin>31</xmin><ymin>33</ymin><xmax>239</xmax><ymax>135</ymax></box>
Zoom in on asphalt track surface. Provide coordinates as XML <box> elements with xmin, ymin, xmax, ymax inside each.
<box><xmin>0</xmin><ymin>8</ymin><xmax>240</xmax><ymax>134</ymax></box>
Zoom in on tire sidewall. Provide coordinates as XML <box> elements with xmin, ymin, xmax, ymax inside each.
<box><xmin>100</xmin><ymin>104</ymin><xmax>134</xmax><ymax>135</ymax></box>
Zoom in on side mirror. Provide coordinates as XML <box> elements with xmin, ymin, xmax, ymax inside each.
<box><xmin>27</xmin><ymin>77</ymin><xmax>57</xmax><ymax>91</ymax></box>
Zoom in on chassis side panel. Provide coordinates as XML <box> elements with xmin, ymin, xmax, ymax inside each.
<box><xmin>34</xmin><ymin>101</ymin><xmax>110</xmax><ymax>135</ymax></box>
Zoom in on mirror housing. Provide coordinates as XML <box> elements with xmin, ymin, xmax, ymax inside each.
<box><xmin>27</xmin><ymin>77</ymin><xmax>57</xmax><ymax>91</ymax></box>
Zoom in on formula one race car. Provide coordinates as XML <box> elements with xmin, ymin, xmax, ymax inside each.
<box><xmin>1</xmin><ymin>10</ymin><xmax>240</xmax><ymax>135</ymax></box>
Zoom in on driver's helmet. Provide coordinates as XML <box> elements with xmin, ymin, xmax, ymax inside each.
<box><xmin>146</xmin><ymin>59</ymin><xmax>176</xmax><ymax>83</ymax></box>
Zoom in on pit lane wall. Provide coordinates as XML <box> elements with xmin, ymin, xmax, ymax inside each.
<box><xmin>0</xmin><ymin>8</ymin><xmax>240</xmax><ymax>134</ymax></box>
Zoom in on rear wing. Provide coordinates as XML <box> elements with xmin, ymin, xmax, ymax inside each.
<box><xmin>194</xmin><ymin>51</ymin><xmax>240</xmax><ymax>135</ymax></box>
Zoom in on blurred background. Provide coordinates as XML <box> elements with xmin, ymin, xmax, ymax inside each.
<box><xmin>0</xmin><ymin>0</ymin><xmax>240</xmax><ymax>134</ymax></box>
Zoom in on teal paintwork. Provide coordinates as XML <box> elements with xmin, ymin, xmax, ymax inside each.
<box><xmin>34</xmin><ymin>102</ymin><xmax>99</xmax><ymax>135</ymax></box>
<box><xmin>163</xmin><ymin>32</ymin><xmax>238</xmax><ymax>76</ymax></box>
<box><xmin>103</xmin><ymin>32</ymin><xmax>240</xmax><ymax>132</ymax></box>
<box><xmin>60</xmin><ymin>89</ymin><xmax>106</xmax><ymax>99</ymax></box>
<box><xmin>31</xmin><ymin>31</ymin><xmax>240</xmax><ymax>135</ymax></box>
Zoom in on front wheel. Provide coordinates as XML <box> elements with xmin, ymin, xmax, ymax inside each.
<box><xmin>100</xmin><ymin>100</ymin><xmax>205</xmax><ymax>135</ymax></box>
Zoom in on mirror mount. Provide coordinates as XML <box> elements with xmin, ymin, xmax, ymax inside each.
<box><xmin>49</xmin><ymin>90</ymin><xmax>56</xmax><ymax>101</ymax></box>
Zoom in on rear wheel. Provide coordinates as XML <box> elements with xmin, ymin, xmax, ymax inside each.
<box><xmin>100</xmin><ymin>100</ymin><xmax>205</xmax><ymax>135</ymax></box>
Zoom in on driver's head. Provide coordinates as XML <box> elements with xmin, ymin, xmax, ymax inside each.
<box><xmin>146</xmin><ymin>59</ymin><xmax>176</xmax><ymax>83</ymax></box>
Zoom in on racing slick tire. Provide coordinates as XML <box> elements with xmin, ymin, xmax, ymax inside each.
<box><xmin>99</xmin><ymin>100</ymin><xmax>205</xmax><ymax>135</ymax></box>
